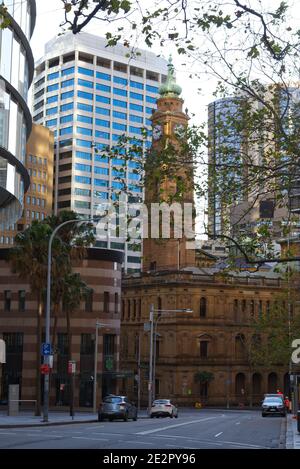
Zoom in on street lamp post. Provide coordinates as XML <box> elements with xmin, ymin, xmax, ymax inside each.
<box><xmin>43</xmin><ymin>216</ymin><xmax>100</xmax><ymax>423</ymax></box>
<box><xmin>147</xmin><ymin>307</ymin><xmax>193</xmax><ymax>413</ymax></box>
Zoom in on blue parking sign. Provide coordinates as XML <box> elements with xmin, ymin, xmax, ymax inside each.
<box><xmin>42</xmin><ymin>343</ymin><xmax>52</xmax><ymax>356</ymax></box>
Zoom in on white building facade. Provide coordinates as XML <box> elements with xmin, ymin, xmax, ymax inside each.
<box><xmin>32</xmin><ymin>33</ymin><xmax>167</xmax><ymax>272</ymax></box>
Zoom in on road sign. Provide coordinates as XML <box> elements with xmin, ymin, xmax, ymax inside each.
<box><xmin>68</xmin><ymin>360</ymin><xmax>76</xmax><ymax>374</ymax></box>
<box><xmin>42</xmin><ymin>343</ymin><xmax>52</xmax><ymax>356</ymax></box>
<box><xmin>40</xmin><ymin>364</ymin><xmax>50</xmax><ymax>375</ymax></box>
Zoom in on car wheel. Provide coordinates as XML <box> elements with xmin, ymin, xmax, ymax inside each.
<box><xmin>123</xmin><ymin>412</ymin><xmax>128</xmax><ymax>422</ymax></box>
<box><xmin>150</xmin><ymin>414</ymin><xmax>154</xmax><ymax>418</ymax></box>
<box><xmin>262</xmin><ymin>413</ymin><xmax>266</xmax><ymax>417</ymax></box>
<box><xmin>174</xmin><ymin>413</ymin><xmax>178</xmax><ymax>418</ymax></box>
<box><xmin>170</xmin><ymin>412</ymin><xmax>174</xmax><ymax>418</ymax></box>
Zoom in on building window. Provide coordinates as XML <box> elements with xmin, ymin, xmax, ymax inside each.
<box><xmin>85</xmin><ymin>289</ymin><xmax>93</xmax><ymax>312</ymax></box>
<box><xmin>104</xmin><ymin>291</ymin><xmax>110</xmax><ymax>313</ymax></box>
<box><xmin>200</xmin><ymin>341</ymin><xmax>208</xmax><ymax>358</ymax></box>
<box><xmin>18</xmin><ymin>291</ymin><xmax>26</xmax><ymax>312</ymax></box>
<box><xmin>200</xmin><ymin>297</ymin><xmax>207</xmax><ymax>318</ymax></box>
<box><xmin>127</xmin><ymin>300</ymin><xmax>131</xmax><ymax>320</ymax></box>
<box><xmin>114</xmin><ymin>293</ymin><xmax>119</xmax><ymax>314</ymax></box>
<box><xmin>80</xmin><ymin>333</ymin><xmax>94</xmax><ymax>354</ymax></box>
<box><xmin>4</xmin><ymin>290</ymin><xmax>11</xmax><ymax>312</ymax></box>
<box><xmin>250</xmin><ymin>300</ymin><xmax>255</xmax><ymax>317</ymax></box>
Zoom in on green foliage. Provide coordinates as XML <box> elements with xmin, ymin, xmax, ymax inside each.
<box><xmin>194</xmin><ymin>371</ymin><xmax>214</xmax><ymax>384</ymax></box>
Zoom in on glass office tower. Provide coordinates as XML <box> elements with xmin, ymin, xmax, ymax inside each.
<box><xmin>32</xmin><ymin>33</ymin><xmax>167</xmax><ymax>272</ymax></box>
<box><xmin>0</xmin><ymin>0</ymin><xmax>36</xmax><ymax>229</ymax></box>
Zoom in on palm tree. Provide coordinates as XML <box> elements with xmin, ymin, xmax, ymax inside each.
<box><xmin>62</xmin><ymin>272</ymin><xmax>88</xmax><ymax>415</ymax></box>
<box><xmin>194</xmin><ymin>371</ymin><xmax>214</xmax><ymax>404</ymax></box>
<box><xmin>11</xmin><ymin>222</ymin><xmax>52</xmax><ymax>415</ymax></box>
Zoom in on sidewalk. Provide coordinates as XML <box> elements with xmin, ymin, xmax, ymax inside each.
<box><xmin>0</xmin><ymin>409</ymin><xmax>149</xmax><ymax>428</ymax></box>
<box><xmin>286</xmin><ymin>414</ymin><xmax>300</xmax><ymax>449</ymax></box>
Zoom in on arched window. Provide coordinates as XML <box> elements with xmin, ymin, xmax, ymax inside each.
<box><xmin>127</xmin><ymin>300</ymin><xmax>131</xmax><ymax>320</ymax></box>
<box><xmin>200</xmin><ymin>297</ymin><xmax>207</xmax><ymax>318</ymax></box>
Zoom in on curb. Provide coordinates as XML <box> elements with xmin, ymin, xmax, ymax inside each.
<box><xmin>286</xmin><ymin>415</ymin><xmax>295</xmax><ymax>449</ymax></box>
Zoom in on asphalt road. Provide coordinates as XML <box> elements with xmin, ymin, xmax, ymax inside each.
<box><xmin>0</xmin><ymin>409</ymin><xmax>284</xmax><ymax>449</ymax></box>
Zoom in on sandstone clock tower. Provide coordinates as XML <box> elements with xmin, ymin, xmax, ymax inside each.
<box><xmin>143</xmin><ymin>56</ymin><xmax>195</xmax><ymax>272</ymax></box>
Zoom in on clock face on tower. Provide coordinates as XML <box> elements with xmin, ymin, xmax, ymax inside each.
<box><xmin>174</xmin><ymin>123</ymin><xmax>185</xmax><ymax>138</ymax></box>
<box><xmin>153</xmin><ymin>124</ymin><xmax>163</xmax><ymax>141</ymax></box>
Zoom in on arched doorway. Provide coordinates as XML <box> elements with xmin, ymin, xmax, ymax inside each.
<box><xmin>252</xmin><ymin>373</ymin><xmax>262</xmax><ymax>404</ymax></box>
<box><xmin>268</xmin><ymin>372</ymin><xmax>278</xmax><ymax>393</ymax></box>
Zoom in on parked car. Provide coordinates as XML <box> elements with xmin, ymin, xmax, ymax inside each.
<box><xmin>150</xmin><ymin>399</ymin><xmax>178</xmax><ymax>418</ymax></box>
<box><xmin>98</xmin><ymin>395</ymin><xmax>138</xmax><ymax>422</ymax></box>
<box><xmin>263</xmin><ymin>393</ymin><xmax>284</xmax><ymax>403</ymax></box>
<box><xmin>261</xmin><ymin>396</ymin><xmax>286</xmax><ymax>417</ymax></box>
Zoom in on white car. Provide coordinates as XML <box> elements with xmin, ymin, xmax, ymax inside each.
<box><xmin>150</xmin><ymin>399</ymin><xmax>178</xmax><ymax>418</ymax></box>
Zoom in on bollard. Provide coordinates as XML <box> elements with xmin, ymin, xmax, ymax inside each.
<box><xmin>297</xmin><ymin>410</ymin><xmax>300</xmax><ymax>433</ymax></box>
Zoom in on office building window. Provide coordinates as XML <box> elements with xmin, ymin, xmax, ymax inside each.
<box><xmin>96</xmin><ymin>95</ymin><xmax>111</xmax><ymax>104</ymax></box>
<box><xmin>96</xmin><ymin>83</ymin><xmax>111</xmax><ymax>93</ymax></box>
<box><xmin>60</xmin><ymin>126</ymin><xmax>72</xmax><ymax>136</ymax></box>
<box><xmin>60</xmin><ymin>115</ymin><xmax>73</xmax><ymax>124</ymax></box>
<box><xmin>113</xmin><ymin>110</ymin><xmax>126</xmax><ymax>119</ymax></box>
<box><xmin>46</xmin><ymin>107</ymin><xmax>58</xmax><ymax>116</ymax></box>
<box><xmin>76</xmin><ymin>151</ymin><xmax>92</xmax><ymax>161</ymax></box>
<box><xmin>113</xmin><ymin>87</ymin><xmax>127</xmax><ymax>97</ymax></box>
<box><xmin>94</xmin><ymin>167</ymin><xmax>109</xmax><ymax>175</ymax></box>
<box><xmin>78</xmin><ymin>66</ymin><xmax>94</xmax><ymax>77</ymax></box>
<box><xmin>96</xmin><ymin>71</ymin><xmax>111</xmax><ymax>81</ymax></box>
<box><xmin>129</xmin><ymin>126</ymin><xmax>142</xmax><ymax>134</ymax></box>
<box><xmin>47</xmin><ymin>95</ymin><xmax>58</xmax><ymax>104</ymax></box>
<box><xmin>94</xmin><ymin>178</ymin><xmax>108</xmax><ymax>187</ymax></box>
<box><xmin>77</xmin><ymin>126</ymin><xmax>92</xmax><ymax>136</ymax></box>
<box><xmin>75</xmin><ymin>200</ymin><xmax>90</xmax><ymax>209</ymax></box>
<box><xmin>78</xmin><ymin>115</ymin><xmax>93</xmax><ymax>125</ymax></box>
<box><xmin>61</xmin><ymin>90</ymin><xmax>74</xmax><ymax>100</ymax></box>
<box><xmin>114</xmin><ymin>76</ymin><xmax>127</xmax><ymax>85</ymax></box>
<box><xmin>146</xmin><ymin>84</ymin><xmax>158</xmax><ymax>93</ymax></box>
<box><xmin>130</xmin><ymin>114</ymin><xmax>143</xmax><ymax>123</ymax></box>
<box><xmin>95</xmin><ymin>118</ymin><xmax>110</xmax><ymax>128</ymax></box>
<box><xmin>62</xmin><ymin>66</ymin><xmax>75</xmax><ymax>76</ymax></box>
<box><xmin>113</xmin><ymin>99</ymin><xmax>127</xmax><ymax>109</ymax></box>
<box><xmin>46</xmin><ymin>118</ymin><xmax>57</xmax><ymax>127</ymax></box>
<box><xmin>75</xmin><ymin>163</ymin><xmax>92</xmax><ymax>172</ymax></box>
<box><xmin>75</xmin><ymin>188</ymin><xmax>91</xmax><ymax>197</ymax></box>
<box><xmin>61</xmin><ymin>78</ymin><xmax>74</xmax><ymax>88</ymax></box>
<box><xmin>47</xmin><ymin>83</ymin><xmax>59</xmax><ymax>92</ymax></box>
<box><xmin>113</xmin><ymin>122</ymin><xmax>126</xmax><ymax>131</ymax></box>
<box><xmin>75</xmin><ymin>175</ymin><xmax>92</xmax><ymax>184</ymax></box>
<box><xmin>78</xmin><ymin>78</ymin><xmax>93</xmax><ymax>89</ymax></box>
<box><xmin>95</xmin><ymin>107</ymin><xmax>110</xmax><ymax>116</ymax></box>
<box><xmin>130</xmin><ymin>91</ymin><xmax>143</xmax><ymax>100</ymax></box>
<box><xmin>95</xmin><ymin>130</ymin><xmax>110</xmax><ymax>139</ymax></box>
<box><xmin>130</xmin><ymin>80</ymin><xmax>143</xmax><ymax>90</ymax></box>
<box><xmin>130</xmin><ymin>103</ymin><xmax>143</xmax><ymax>112</ymax></box>
<box><xmin>78</xmin><ymin>90</ymin><xmax>93</xmax><ymax>100</ymax></box>
<box><xmin>146</xmin><ymin>95</ymin><xmax>156</xmax><ymax>104</ymax></box>
<box><xmin>146</xmin><ymin>106</ymin><xmax>154</xmax><ymax>114</ymax></box>
<box><xmin>104</xmin><ymin>291</ymin><xmax>110</xmax><ymax>313</ymax></box>
<box><xmin>76</xmin><ymin>138</ymin><xmax>92</xmax><ymax>148</ymax></box>
<box><xmin>78</xmin><ymin>102</ymin><xmax>93</xmax><ymax>112</ymax></box>
<box><xmin>4</xmin><ymin>290</ymin><xmax>11</xmax><ymax>311</ymax></box>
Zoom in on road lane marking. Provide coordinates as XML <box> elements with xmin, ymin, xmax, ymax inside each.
<box><xmin>221</xmin><ymin>440</ymin><xmax>268</xmax><ymax>449</ymax></box>
<box><xmin>72</xmin><ymin>436</ymin><xmax>109</xmax><ymax>441</ymax></box>
<box><xmin>136</xmin><ymin>417</ymin><xmax>218</xmax><ymax>435</ymax></box>
<box><xmin>236</xmin><ymin>422</ymin><xmax>240</xmax><ymax>425</ymax></box>
<box><xmin>0</xmin><ymin>432</ymin><xmax>17</xmax><ymax>435</ymax></box>
<box><xmin>126</xmin><ymin>441</ymin><xmax>154</xmax><ymax>445</ymax></box>
<box><xmin>215</xmin><ymin>432</ymin><xmax>223</xmax><ymax>437</ymax></box>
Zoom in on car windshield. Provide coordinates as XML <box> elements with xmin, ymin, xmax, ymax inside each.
<box><xmin>153</xmin><ymin>400</ymin><xmax>170</xmax><ymax>404</ymax></box>
<box><xmin>263</xmin><ymin>398</ymin><xmax>282</xmax><ymax>404</ymax></box>
<box><xmin>103</xmin><ymin>396</ymin><xmax>122</xmax><ymax>404</ymax></box>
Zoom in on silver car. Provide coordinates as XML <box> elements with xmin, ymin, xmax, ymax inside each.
<box><xmin>261</xmin><ymin>396</ymin><xmax>286</xmax><ymax>417</ymax></box>
<box><xmin>98</xmin><ymin>395</ymin><xmax>138</xmax><ymax>422</ymax></box>
<box><xmin>150</xmin><ymin>399</ymin><xmax>178</xmax><ymax>418</ymax></box>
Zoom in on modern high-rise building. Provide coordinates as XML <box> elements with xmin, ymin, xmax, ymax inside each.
<box><xmin>207</xmin><ymin>97</ymin><xmax>243</xmax><ymax>237</ymax></box>
<box><xmin>32</xmin><ymin>32</ymin><xmax>168</xmax><ymax>272</ymax></box>
<box><xmin>0</xmin><ymin>0</ymin><xmax>36</xmax><ymax>229</ymax></box>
